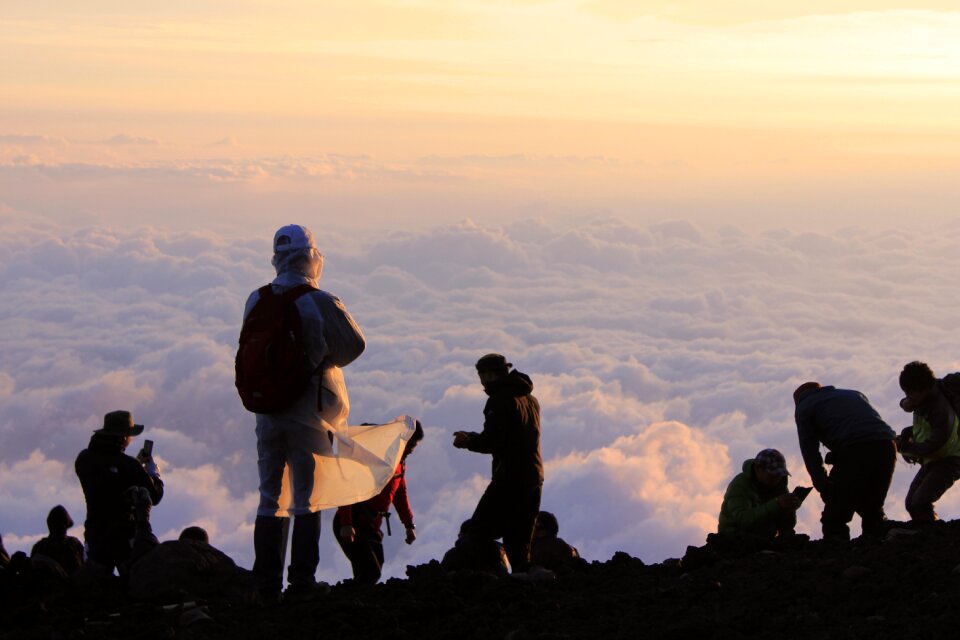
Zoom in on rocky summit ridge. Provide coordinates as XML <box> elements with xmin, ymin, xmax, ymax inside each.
<box><xmin>5</xmin><ymin>520</ymin><xmax>960</xmax><ymax>639</ymax></box>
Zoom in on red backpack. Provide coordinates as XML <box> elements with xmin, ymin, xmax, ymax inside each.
<box><xmin>235</xmin><ymin>283</ymin><xmax>317</xmax><ymax>413</ymax></box>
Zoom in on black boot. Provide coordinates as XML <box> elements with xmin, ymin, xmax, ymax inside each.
<box><xmin>285</xmin><ymin>511</ymin><xmax>328</xmax><ymax>603</ymax></box>
<box><xmin>253</xmin><ymin>515</ymin><xmax>289</xmax><ymax>603</ymax></box>
<box><xmin>288</xmin><ymin>511</ymin><xmax>321</xmax><ymax>587</ymax></box>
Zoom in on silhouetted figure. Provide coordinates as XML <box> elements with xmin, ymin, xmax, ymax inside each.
<box><xmin>241</xmin><ymin>224</ymin><xmax>365</xmax><ymax>604</ymax></box>
<box><xmin>30</xmin><ymin>505</ymin><xmax>84</xmax><ymax>575</ymax></box>
<box><xmin>129</xmin><ymin>518</ymin><xmax>256</xmax><ymax>604</ymax></box>
<box><xmin>0</xmin><ymin>533</ymin><xmax>10</xmax><ymax>569</ymax></box>
<box><xmin>440</xmin><ymin>519</ymin><xmax>510</xmax><ymax>576</ymax></box>
<box><xmin>334</xmin><ymin>422</ymin><xmax>423</xmax><ymax>584</ymax></box>
<box><xmin>794</xmin><ymin>382</ymin><xmax>896</xmax><ymax>541</ymax></box>
<box><xmin>897</xmin><ymin>362</ymin><xmax>960</xmax><ymax>523</ymax></box>
<box><xmin>179</xmin><ymin>526</ymin><xmax>210</xmax><ymax>544</ymax></box>
<box><xmin>75</xmin><ymin>410</ymin><xmax>164</xmax><ymax>574</ymax></box>
<box><xmin>453</xmin><ymin>354</ymin><xmax>543</xmax><ymax>572</ymax></box>
<box><xmin>530</xmin><ymin>511</ymin><xmax>582</xmax><ymax>570</ymax></box>
<box><xmin>717</xmin><ymin>449</ymin><xmax>800</xmax><ymax>542</ymax></box>
<box><xmin>125</xmin><ymin>486</ymin><xmax>160</xmax><ymax>568</ymax></box>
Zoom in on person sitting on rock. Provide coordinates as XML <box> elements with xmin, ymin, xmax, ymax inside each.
<box><xmin>179</xmin><ymin>526</ymin><xmax>210</xmax><ymax>544</ymax></box>
<box><xmin>530</xmin><ymin>511</ymin><xmax>582</xmax><ymax>570</ymax></box>
<box><xmin>128</xmin><ymin>514</ymin><xmax>256</xmax><ymax>604</ymax></box>
<box><xmin>896</xmin><ymin>361</ymin><xmax>960</xmax><ymax>523</ymax></box>
<box><xmin>440</xmin><ymin>519</ymin><xmax>510</xmax><ymax>577</ymax></box>
<box><xmin>30</xmin><ymin>505</ymin><xmax>85</xmax><ymax>575</ymax></box>
<box><xmin>716</xmin><ymin>449</ymin><xmax>801</xmax><ymax>545</ymax></box>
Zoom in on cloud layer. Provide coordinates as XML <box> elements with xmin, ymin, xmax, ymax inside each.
<box><xmin>2</xmin><ymin>213</ymin><xmax>960</xmax><ymax>579</ymax></box>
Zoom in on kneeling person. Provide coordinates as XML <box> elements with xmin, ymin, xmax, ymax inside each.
<box><xmin>717</xmin><ymin>449</ymin><xmax>800</xmax><ymax>542</ymax></box>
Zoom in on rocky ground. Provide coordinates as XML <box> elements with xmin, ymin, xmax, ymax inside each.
<box><xmin>5</xmin><ymin>520</ymin><xmax>960</xmax><ymax>640</ymax></box>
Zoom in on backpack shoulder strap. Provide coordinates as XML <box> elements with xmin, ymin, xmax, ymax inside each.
<box><xmin>282</xmin><ymin>283</ymin><xmax>317</xmax><ymax>303</ymax></box>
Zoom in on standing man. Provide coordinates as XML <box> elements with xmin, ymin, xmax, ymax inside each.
<box><xmin>75</xmin><ymin>410</ymin><xmax>164</xmax><ymax>575</ymax></box>
<box><xmin>896</xmin><ymin>361</ymin><xmax>960</xmax><ymax>523</ymax></box>
<box><xmin>238</xmin><ymin>224</ymin><xmax>365</xmax><ymax>604</ymax></box>
<box><xmin>453</xmin><ymin>354</ymin><xmax>543</xmax><ymax>572</ymax></box>
<box><xmin>794</xmin><ymin>382</ymin><xmax>897</xmax><ymax>541</ymax></box>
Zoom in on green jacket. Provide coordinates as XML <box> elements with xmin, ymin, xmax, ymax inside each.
<box><xmin>717</xmin><ymin>459</ymin><xmax>796</xmax><ymax>538</ymax></box>
<box><xmin>902</xmin><ymin>385</ymin><xmax>960</xmax><ymax>464</ymax></box>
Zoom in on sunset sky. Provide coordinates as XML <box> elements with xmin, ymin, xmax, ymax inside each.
<box><xmin>2</xmin><ymin>2</ymin><xmax>960</xmax><ymax>578</ymax></box>
<box><xmin>3</xmin><ymin>1</ymin><xmax>960</xmax><ymax>229</ymax></box>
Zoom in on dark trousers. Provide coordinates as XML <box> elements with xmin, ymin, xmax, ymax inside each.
<box><xmin>905</xmin><ymin>456</ymin><xmax>960</xmax><ymax>522</ymax></box>
<box><xmin>472</xmin><ymin>480</ymin><xmax>542</xmax><ymax>572</ymax></box>
<box><xmin>253</xmin><ymin>512</ymin><xmax>321</xmax><ymax>594</ymax></box>
<box><xmin>84</xmin><ymin>522</ymin><xmax>133</xmax><ymax>575</ymax></box>
<box><xmin>332</xmin><ymin>512</ymin><xmax>384</xmax><ymax>584</ymax></box>
<box><xmin>821</xmin><ymin>439</ymin><xmax>896</xmax><ymax>540</ymax></box>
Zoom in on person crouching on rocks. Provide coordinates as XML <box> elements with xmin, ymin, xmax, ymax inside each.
<box><xmin>714</xmin><ymin>449</ymin><xmax>802</xmax><ymax>548</ymax></box>
<box><xmin>530</xmin><ymin>511</ymin><xmax>582</xmax><ymax>571</ymax></box>
<box><xmin>334</xmin><ymin>421</ymin><xmax>423</xmax><ymax>584</ymax></box>
<box><xmin>896</xmin><ymin>361</ymin><xmax>960</xmax><ymax>524</ymax></box>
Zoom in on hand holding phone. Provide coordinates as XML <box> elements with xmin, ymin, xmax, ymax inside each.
<box><xmin>138</xmin><ymin>439</ymin><xmax>154</xmax><ymax>463</ymax></box>
<box><xmin>791</xmin><ymin>486</ymin><xmax>813</xmax><ymax>504</ymax></box>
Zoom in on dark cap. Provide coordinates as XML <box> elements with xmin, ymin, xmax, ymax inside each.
<box><xmin>754</xmin><ymin>448</ymin><xmax>790</xmax><ymax>477</ymax></box>
<box><xmin>96</xmin><ymin>410</ymin><xmax>144</xmax><ymax>436</ymax></box>
<box><xmin>793</xmin><ymin>382</ymin><xmax>822</xmax><ymax>405</ymax></box>
<box><xmin>475</xmin><ymin>353</ymin><xmax>512</xmax><ymax>372</ymax></box>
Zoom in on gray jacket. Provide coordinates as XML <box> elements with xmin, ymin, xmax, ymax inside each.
<box><xmin>243</xmin><ymin>271</ymin><xmax>365</xmax><ymax>429</ymax></box>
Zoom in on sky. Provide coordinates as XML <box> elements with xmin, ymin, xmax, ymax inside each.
<box><xmin>2</xmin><ymin>1</ymin><xmax>960</xmax><ymax>581</ymax></box>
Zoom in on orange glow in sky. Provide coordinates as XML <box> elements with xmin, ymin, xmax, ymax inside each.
<box><xmin>2</xmin><ymin>1</ymin><xmax>959</xmax><ymax>228</ymax></box>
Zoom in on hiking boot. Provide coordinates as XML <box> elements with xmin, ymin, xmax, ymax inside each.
<box><xmin>283</xmin><ymin>581</ymin><xmax>330</xmax><ymax>604</ymax></box>
<box><xmin>256</xmin><ymin>589</ymin><xmax>283</xmax><ymax>608</ymax></box>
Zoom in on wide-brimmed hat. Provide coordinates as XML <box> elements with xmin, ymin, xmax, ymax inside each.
<box><xmin>96</xmin><ymin>410</ymin><xmax>144</xmax><ymax>436</ymax></box>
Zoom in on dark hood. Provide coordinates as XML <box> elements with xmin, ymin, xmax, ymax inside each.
<box><xmin>483</xmin><ymin>370</ymin><xmax>534</xmax><ymax>397</ymax></box>
<box><xmin>88</xmin><ymin>432</ymin><xmax>128</xmax><ymax>454</ymax></box>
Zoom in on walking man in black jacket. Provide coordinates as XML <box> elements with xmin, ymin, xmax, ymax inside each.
<box><xmin>454</xmin><ymin>354</ymin><xmax>543</xmax><ymax>572</ymax></box>
<box><xmin>75</xmin><ymin>410</ymin><xmax>164</xmax><ymax>574</ymax></box>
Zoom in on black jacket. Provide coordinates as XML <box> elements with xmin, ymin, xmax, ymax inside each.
<box><xmin>75</xmin><ymin>433</ymin><xmax>164</xmax><ymax>536</ymax></box>
<box><xmin>465</xmin><ymin>370</ymin><xmax>543</xmax><ymax>487</ymax></box>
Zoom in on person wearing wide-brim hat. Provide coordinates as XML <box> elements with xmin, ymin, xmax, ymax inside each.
<box><xmin>75</xmin><ymin>410</ymin><xmax>164</xmax><ymax>575</ymax></box>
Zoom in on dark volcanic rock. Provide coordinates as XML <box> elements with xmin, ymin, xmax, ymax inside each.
<box><xmin>5</xmin><ymin>520</ymin><xmax>960</xmax><ymax>639</ymax></box>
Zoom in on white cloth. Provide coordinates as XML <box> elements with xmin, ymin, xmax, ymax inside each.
<box><xmin>258</xmin><ymin>415</ymin><xmax>416</xmax><ymax>517</ymax></box>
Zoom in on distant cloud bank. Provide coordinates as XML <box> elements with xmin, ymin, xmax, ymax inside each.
<box><xmin>2</xmin><ymin>213</ymin><xmax>960</xmax><ymax>579</ymax></box>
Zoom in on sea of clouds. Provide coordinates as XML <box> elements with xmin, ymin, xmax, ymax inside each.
<box><xmin>2</xmin><ymin>210</ymin><xmax>960</xmax><ymax>581</ymax></box>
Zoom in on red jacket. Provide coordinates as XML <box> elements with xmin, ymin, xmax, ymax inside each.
<box><xmin>337</xmin><ymin>462</ymin><xmax>413</xmax><ymax>532</ymax></box>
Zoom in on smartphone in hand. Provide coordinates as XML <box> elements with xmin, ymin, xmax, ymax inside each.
<box><xmin>792</xmin><ymin>486</ymin><xmax>813</xmax><ymax>503</ymax></box>
<box><xmin>141</xmin><ymin>439</ymin><xmax>154</xmax><ymax>457</ymax></box>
